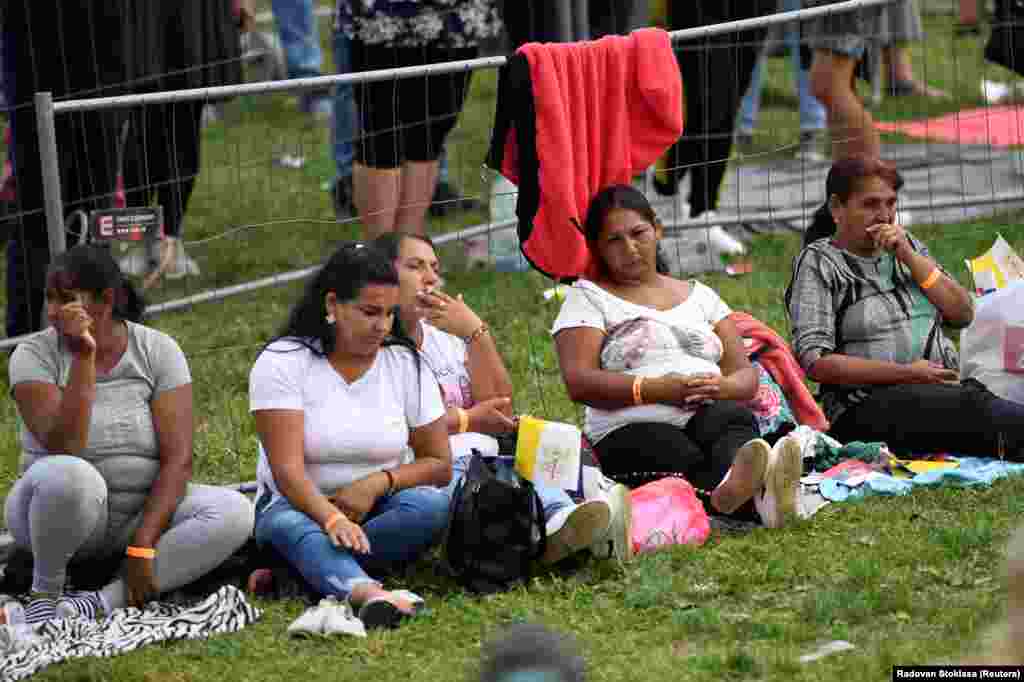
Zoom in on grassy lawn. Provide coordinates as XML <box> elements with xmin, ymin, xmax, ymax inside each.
<box><xmin>2</xmin><ymin>7</ymin><xmax>1024</xmax><ymax>680</ymax></box>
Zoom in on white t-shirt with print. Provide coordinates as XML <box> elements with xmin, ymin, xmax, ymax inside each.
<box><xmin>550</xmin><ymin>279</ymin><xmax>732</xmax><ymax>444</ymax></box>
<box><xmin>249</xmin><ymin>338</ymin><xmax>445</xmax><ymax>505</ymax></box>
<box><xmin>418</xmin><ymin>321</ymin><xmax>499</xmax><ymax>460</ymax></box>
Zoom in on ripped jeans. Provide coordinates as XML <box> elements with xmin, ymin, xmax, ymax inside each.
<box><xmin>253</xmin><ymin>486</ymin><xmax>449</xmax><ymax>599</ymax></box>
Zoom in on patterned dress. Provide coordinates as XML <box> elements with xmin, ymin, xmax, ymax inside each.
<box><xmin>337</xmin><ymin>0</ymin><xmax>503</xmax><ymax>48</ymax></box>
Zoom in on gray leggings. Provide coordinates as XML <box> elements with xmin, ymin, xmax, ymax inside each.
<box><xmin>4</xmin><ymin>456</ymin><xmax>254</xmax><ymax>608</ymax></box>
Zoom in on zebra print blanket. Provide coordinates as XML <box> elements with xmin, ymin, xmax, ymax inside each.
<box><xmin>0</xmin><ymin>586</ymin><xmax>262</xmax><ymax>680</ymax></box>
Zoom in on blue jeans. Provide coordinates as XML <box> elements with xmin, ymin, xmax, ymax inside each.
<box><xmin>271</xmin><ymin>0</ymin><xmax>323</xmax><ymax>80</ymax></box>
<box><xmin>254</xmin><ymin>486</ymin><xmax>449</xmax><ymax>598</ymax></box>
<box><xmin>332</xmin><ymin>29</ymin><xmax>355</xmax><ymax>182</ymax></box>
<box><xmin>444</xmin><ymin>455</ymin><xmax>574</xmax><ymax>523</ymax></box>
<box><xmin>737</xmin><ymin>0</ymin><xmax>826</xmax><ymax>134</ymax></box>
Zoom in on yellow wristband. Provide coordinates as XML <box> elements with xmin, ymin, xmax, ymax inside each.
<box><xmin>126</xmin><ymin>546</ymin><xmax>156</xmax><ymax>559</ymax></box>
<box><xmin>324</xmin><ymin>511</ymin><xmax>344</xmax><ymax>533</ymax></box>
<box><xmin>632</xmin><ymin>376</ymin><xmax>645</xmax><ymax>406</ymax></box>
<box><xmin>457</xmin><ymin>407</ymin><xmax>470</xmax><ymax>434</ymax></box>
<box><xmin>920</xmin><ymin>267</ymin><xmax>942</xmax><ymax>290</ymax></box>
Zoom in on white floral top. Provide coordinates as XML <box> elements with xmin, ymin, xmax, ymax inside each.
<box><xmin>337</xmin><ymin>0</ymin><xmax>503</xmax><ymax>48</ymax></box>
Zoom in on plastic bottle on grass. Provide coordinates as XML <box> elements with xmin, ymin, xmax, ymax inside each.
<box><xmin>489</xmin><ymin>174</ymin><xmax>529</xmax><ymax>272</ymax></box>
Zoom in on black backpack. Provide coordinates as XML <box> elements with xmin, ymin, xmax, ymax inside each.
<box><xmin>444</xmin><ymin>451</ymin><xmax>547</xmax><ymax>594</ymax></box>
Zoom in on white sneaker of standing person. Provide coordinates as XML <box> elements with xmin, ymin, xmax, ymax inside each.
<box><xmin>754</xmin><ymin>435</ymin><xmax>802</xmax><ymax>529</ymax></box>
<box><xmin>542</xmin><ymin>500</ymin><xmax>611</xmax><ymax>565</ymax></box>
<box><xmin>692</xmin><ymin>211</ymin><xmax>746</xmax><ymax>257</ymax></box>
<box><xmin>586</xmin><ymin>477</ymin><xmax>634</xmax><ymax>563</ymax></box>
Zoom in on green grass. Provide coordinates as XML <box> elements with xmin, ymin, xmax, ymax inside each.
<box><xmin>2</xmin><ymin>7</ymin><xmax>1024</xmax><ymax>680</ymax></box>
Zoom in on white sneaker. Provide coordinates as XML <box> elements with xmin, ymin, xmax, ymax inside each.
<box><xmin>693</xmin><ymin>212</ymin><xmax>746</xmax><ymax>256</ymax></box>
<box><xmin>543</xmin><ymin>500</ymin><xmax>611</xmax><ymax>565</ymax></box>
<box><xmin>712</xmin><ymin>438</ymin><xmax>770</xmax><ymax>514</ymax></box>
<box><xmin>588</xmin><ymin>482</ymin><xmax>634</xmax><ymax>562</ymax></box>
<box><xmin>754</xmin><ymin>436</ymin><xmax>802</xmax><ymax>529</ymax></box>
<box><xmin>287</xmin><ymin>598</ymin><xmax>332</xmax><ymax>637</ymax></box>
<box><xmin>320</xmin><ymin>597</ymin><xmax>367</xmax><ymax>638</ymax></box>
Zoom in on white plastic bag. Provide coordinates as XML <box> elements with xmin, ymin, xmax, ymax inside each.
<box><xmin>960</xmin><ymin>280</ymin><xmax>1024</xmax><ymax>404</ymax></box>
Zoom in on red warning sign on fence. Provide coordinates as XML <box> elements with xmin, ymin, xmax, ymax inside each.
<box><xmin>89</xmin><ymin>207</ymin><xmax>163</xmax><ymax>243</ymax></box>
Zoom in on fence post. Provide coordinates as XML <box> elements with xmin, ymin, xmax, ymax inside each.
<box><xmin>34</xmin><ymin>91</ymin><xmax>66</xmax><ymax>260</ymax></box>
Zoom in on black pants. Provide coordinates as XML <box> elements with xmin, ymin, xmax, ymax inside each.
<box><xmin>829</xmin><ymin>382</ymin><xmax>1024</xmax><ymax>460</ymax></box>
<box><xmin>351</xmin><ymin>44</ymin><xmax>476</xmax><ymax>169</ymax></box>
<box><xmin>659</xmin><ymin>1</ymin><xmax>770</xmax><ymax>216</ymax></box>
<box><xmin>591</xmin><ymin>401</ymin><xmax>760</xmax><ymax>492</ymax></box>
<box><xmin>4</xmin><ymin>1</ymin><xmax>124</xmax><ymax>336</ymax></box>
<box><xmin>122</xmin><ymin>100</ymin><xmax>204</xmax><ymax>239</ymax></box>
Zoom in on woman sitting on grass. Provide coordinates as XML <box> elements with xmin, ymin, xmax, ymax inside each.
<box><xmin>787</xmin><ymin>155</ymin><xmax>1024</xmax><ymax>459</ymax></box>
<box><xmin>374</xmin><ymin>232</ymin><xmax>631</xmax><ymax>563</ymax></box>
<box><xmin>249</xmin><ymin>242</ymin><xmax>451</xmax><ymax>629</ymax></box>
<box><xmin>3</xmin><ymin>244</ymin><xmax>254</xmax><ymax>625</ymax></box>
<box><xmin>552</xmin><ymin>185</ymin><xmax>802</xmax><ymax>529</ymax></box>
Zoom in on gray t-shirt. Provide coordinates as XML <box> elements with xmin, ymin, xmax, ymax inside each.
<box><xmin>9</xmin><ymin>322</ymin><xmax>192</xmax><ymax>531</ymax></box>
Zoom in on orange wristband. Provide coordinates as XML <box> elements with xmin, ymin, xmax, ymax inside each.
<box><xmin>323</xmin><ymin>511</ymin><xmax>344</xmax><ymax>533</ymax></box>
<box><xmin>920</xmin><ymin>267</ymin><xmax>942</xmax><ymax>290</ymax></box>
<box><xmin>457</xmin><ymin>407</ymin><xmax>470</xmax><ymax>434</ymax></box>
<box><xmin>126</xmin><ymin>546</ymin><xmax>156</xmax><ymax>559</ymax></box>
<box><xmin>632</xmin><ymin>376</ymin><xmax>645</xmax><ymax>406</ymax></box>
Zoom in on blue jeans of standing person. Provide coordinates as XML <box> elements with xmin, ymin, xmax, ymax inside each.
<box><xmin>271</xmin><ymin>0</ymin><xmax>323</xmax><ymax>80</ymax></box>
<box><xmin>254</xmin><ymin>486</ymin><xmax>449</xmax><ymax>599</ymax></box>
<box><xmin>737</xmin><ymin>0</ymin><xmax>826</xmax><ymax>134</ymax></box>
<box><xmin>332</xmin><ymin>28</ymin><xmax>355</xmax><ymax>183</ymax></box>
<box><xmin>444</xmin><ymin>454</ymin><xmax>575</xmax><ymax>523</ymax></box>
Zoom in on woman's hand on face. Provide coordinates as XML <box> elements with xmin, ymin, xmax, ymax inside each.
<box><xmin>55</xmin><ymin>302</ymin><xmax>96</xmax><ymax>355</ymax></box>
<box><xmin>909</xmin><ymin>359</ymin><xmax>959</xmax><ymax>385</ymax></box>
<box><xmin>123</xmin><ymin>555</ymin><xmax>158</xmax><ymax>608</ymax></box>
<box><xmin>325</xmin><ymin>516</ymin><xmax>371</xmax><ymax>554</ymax></box>
<box><xmin>467</xmin><ymin>397</ymin><xmax>517</xmax><ymax>434</ymax></box>
<box><xmin>418</xmin><ymin>289</ymin><xmax>483</xmax><ymax>339</ymax></box>
<box><xmin>866</xmin><ymin>222</ymin><xmax>913</xmax><ymax>259</ymax></box>
<box><xmin>328</xmin><ymin>475</ymin><xmax>387</xmax><ymax>524</ymax></box>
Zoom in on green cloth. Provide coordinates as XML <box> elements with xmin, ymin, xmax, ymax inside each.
<box><xmin>813</xmin><ymin>440</ymin><xmax>886</xmax><ymax>470</ymax></box>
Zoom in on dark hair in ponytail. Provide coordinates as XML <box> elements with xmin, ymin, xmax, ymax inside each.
<box><xmin>48</xmin><ymin>244</ymin><xmax>146</xmax><ymax>322</ymax></box>
<box><xmin>266</xmin><ymin>242</ymin><xmax>421</xmax><ymax>373</ymax></box>
<box><xmin>803</xmin><ymin>155</ymin><xmax>904</xmax><ymax>247</ymax></box>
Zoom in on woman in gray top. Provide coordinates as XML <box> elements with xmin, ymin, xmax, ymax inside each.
<box><xmin>786</xmin><ymin>156</ymin><xmax>1024</xmax><ymax>459</ymax></box>
<box><xmin>3</xmin><ymin>245</ymin><xmax>253</xmax><ymax>625</ymax></box>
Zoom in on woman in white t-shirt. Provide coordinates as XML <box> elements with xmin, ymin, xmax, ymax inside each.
<box><xmin>250</xmin><ymin>242</ymin><xmax>451</xmax><ymax>629</ymax></box>
<box><xmin>373</xmin><ymin>232</ymin><xmax>633</xmax><ymax>564</ymax></box>
<box><xmin>552</xmin><ymin>185</ymin><xmax>801</xmax><ymax>528</ymax></box>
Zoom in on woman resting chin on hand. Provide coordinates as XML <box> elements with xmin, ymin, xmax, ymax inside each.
<box><xmin>3</xmin><ymin>245</ymin><xmax>253</xmax><ymax>626</ymax></box>
<box><xmin>787</xmin><ymin>155</ymin><xmax>1024</xmax><ymax>460</ymax></box>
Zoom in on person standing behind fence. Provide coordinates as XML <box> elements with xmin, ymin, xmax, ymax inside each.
<box><xmin>2</xmin><ymin>244</ymin><xmax>254</xmax><ymax>625</ymax></box>
<box><xmin>2</xmin><ymin>1</ymin><xmax>126</xmax><ymax>339</ymax></box>
<box><xmin>736</xmin><ymin>0</ymin><xmax>828</xmax><ymax>162</ymax></box>
<box><xmin>338</xmin><ymin>1</ymin><xmax>503</xmax><ymax>240</ymax></box>
<box><xmin>117</xmin><ymin>0</ymin><xmax>243</xmax><ymax>284</ymax></box>
<box><xmin>653</xmin><ymin>0</ymin><xmax>775</xmax><ymax>259</ymax></box>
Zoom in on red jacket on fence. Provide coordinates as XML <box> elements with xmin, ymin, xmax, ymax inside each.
<box><xmin>487</xmin><ymin>28</ymin><xmax>684</xmax><ymax>280</ymax></box>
